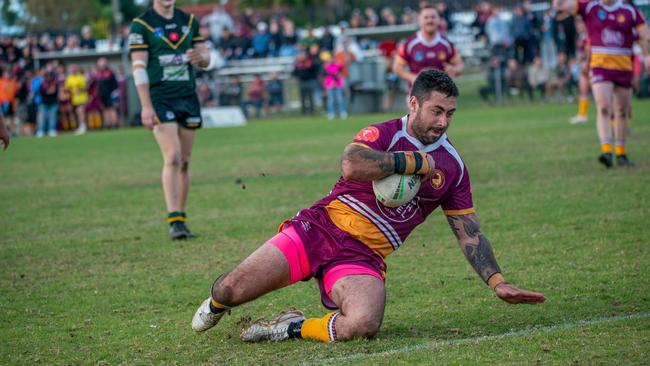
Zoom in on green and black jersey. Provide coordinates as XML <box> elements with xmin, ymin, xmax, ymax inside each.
<box><xmin>128</xmin><ymin>8</ymin><xmax>205</xmax><ymax>100</ymax></box>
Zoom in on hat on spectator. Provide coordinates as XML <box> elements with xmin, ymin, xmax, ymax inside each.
<box><xmin>257</xmin><ymin>22</ymin><xmax>268</xmax><ymax>32</ymax></box>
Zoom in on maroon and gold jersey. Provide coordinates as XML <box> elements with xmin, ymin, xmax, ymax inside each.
<box><xmin>395</xmin><ymin>32</ymin><xmax>460</xmax><ymax>75</ymax></box>
<box><xmin>576</xmin><ymin>0</ymin><xmax>646</xmax><ymax>72</ymax></box>
<box><xmin>294</xmin><ymin>116</ymin><xmax>474</xmax><ymax>259</ymax></box>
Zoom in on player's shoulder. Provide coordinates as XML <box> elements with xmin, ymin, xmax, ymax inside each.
<box><xmin>133</xmin><ymin>8</ymin><xmax>155</xmax><ymax>24</ymax></box>
<box><xmin>353</xmin><ymin>117</ymin><xmax>403</xmax><ymax>144</ymax></box>
<box><xmin>173</xmin><ymin>7</ymin><xmax>194</xmax><ymax>23</ymax></box>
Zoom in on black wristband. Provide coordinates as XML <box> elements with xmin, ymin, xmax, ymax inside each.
<box><xmin>393</xmin><ymin>152</ymin><xmax>406</xmax><ymax>174</ymax></box>
<box><xmin>413</xmin><ymin>152</ymin><xmax>423</xmax><ymax>173</ymax></box>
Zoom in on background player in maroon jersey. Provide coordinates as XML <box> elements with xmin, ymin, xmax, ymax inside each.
<box><xmin>393</xmin><ymin>5</ymin><xmax>464</xmax><ymax>86</ymax></box>
<box><xmin>555</xmin><ymin>0</ymin><xmax>650</xmax><ymax>167</ymax></box>
<box><xmin>191</xmin><ymin>70</ymin><xmax>545</xmax><ymax>344</ymax></box>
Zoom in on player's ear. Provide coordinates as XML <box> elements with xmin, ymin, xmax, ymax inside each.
<box><xmin>408</xmin><ymin>95</ymin><xmax>419</xmax><ymax>114</ymax></box>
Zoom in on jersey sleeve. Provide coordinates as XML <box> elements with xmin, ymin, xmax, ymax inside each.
<box><xmin>633</xmin><ymin>6</ymin><xmax>647</xmax><ymax>29</ymax></box>
<box><xmin>190</xmin><ymin>15</ymin><xmax>206</xmax><ymax>45</ymax></box>
<box><xmin>352</xmin><ymin>124</ymin><xmax>391</xmax><ymax>151</ymax></box>
<box><xmin>395</xmin><ymin>41</ymin><xmax>410</xmax><ymax>65</ymax></box>
<box><xmin>441</xmin><ymin>164</ymin><xmax>475</xmax><ymax>216</ymax></box>
<box><xmin>128</xmin><ymin>20</ymin><xmax>149</xmax><ymax>53</ymax></box>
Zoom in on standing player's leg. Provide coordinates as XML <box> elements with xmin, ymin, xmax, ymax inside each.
<box><xmin>153</xmin><ymin>123</ymin><xmax>187</xmax><ymax>239</ymax></box>
<box><xmin>591</xmin><ymin>82</ymin><xmax>615</xmax><ymax>168</ymax></box>
<box><xmin>177</xmin><ymin>126</ymin><xmax>195</xmax><ymax>214</ymax></box>
<box><xmin>192</xmin><ymin>241</ymin><xmax>293</xmax><ymax>332</ymax></box>
<box><xmin>611</xmin><ymin>85</ymin><xmax>634</xmax><ymax>166</ymax></box>
<box><xmin>570</xmin><ymin>70</ymin><xmax>590</xmax><ymax>124</ymax></box>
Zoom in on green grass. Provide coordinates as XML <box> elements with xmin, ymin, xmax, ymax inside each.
<box><xmin>1</xmin><ymin>97</ymin><xmax>649</xmax><ymax>365</ymax></box>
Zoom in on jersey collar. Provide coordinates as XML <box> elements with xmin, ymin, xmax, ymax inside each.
<box><xmin>401</xmin><ymin>115</ymin><xmax>447</xmax><ymax>153</ymax></box>
<box><xmin>416</xmin><ymin>31</ymin><xmax>441</xmax><ymax>47</ymax></box>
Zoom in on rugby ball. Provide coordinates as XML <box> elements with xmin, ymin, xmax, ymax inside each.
<box><xmin>373</xmin><ymin>174</ymin><xmax>421</xmax><ymax>208</ymax></box>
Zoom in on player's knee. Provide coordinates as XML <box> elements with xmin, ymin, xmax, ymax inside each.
<box><xmin>212</xmin><ymin>274</ymin><xmax>245</xmax><ymax>307</ymax></box>
<box><xmin>338</xmin><ymin>313</ymin><xmax>382</xmax><ymax>340</ymax></box>
<box><xmin>180</xmin><ymin>159</ymin><xmax>190</xmax><ymax>173</ymax></box>
<box><xmin>163</xmin><ymin>152</ymin><xmax>182</xmax><ymax>168</ymax></box>
<box><xmin>598</xmin><ymin>106</ymin><xmax>611</xmax><ymax>117</ymax></box>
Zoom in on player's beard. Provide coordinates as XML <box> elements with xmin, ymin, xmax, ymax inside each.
<box><xmin>412</xmin><ymin>109</ymin><xmax>446</xmax><ymax>145</ymax></box>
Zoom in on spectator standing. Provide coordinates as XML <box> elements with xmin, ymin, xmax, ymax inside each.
<box><xmin>197</xmin><ymin>82</ymin><xmax>217</xmax><ymax>107</ymax></box>
<box><xmin>242</xmin><ymin>74</ymin><xmax>265</xmax><ymax>119</ymax></box>
<box><xmin>546</xmin><ymin>52</ymin><xmax>570</xmax><ymax>101</ymax></box>
<box><xmin>321</xmin><ymin>51</ymin><xmax>347</xmax><ymax>120</ymax></box>
<box><xmin>65</xmin><ymin>64</ymin><xmax>88</xmax><ymax>135</ymax></box>
<box><xmin>511</xmin><ymin>5</ymin><xmax>534</xmax><ymax>65</ymax></box>
<box><xmin>0</xmin><ymin>113</ymin><xmax>8</xmax><ymax>150</ymax></box>
<box><xmin>506</xmin><ymin>58</ymin><xmax>533</xmax><ymax>100</ymax></box>
<box><xmin>95</xmin><ymin>57</ymin><xmax>119</xmax><ymax>128</ymax></box>
<box><xmin>0</xmin><ymin>69</ymin><xmax>18</xmax><ymax>136</ymax></box>
<box><xmin>540</xmin><ymin>9</ymin><xmax>558</xmax><ymax>70</ymax></box>
<box><xmin>36</xmin><ymin>64</ymin><xmax>59</xmax><ymax>138</ymax></box>
<box><xmin>16</xmin><ymin>70</ymin><xmax>34</xmax><ymax>136</ymax></box>
<box><xmin>266</xmin><ymin>71</ymin><xmax>284</xmax><ymax>114</ymax></box>
<box><xmin>293</xmin><ymin>47</ymin><xmax>318</xmax><ymax>115</ymax></box>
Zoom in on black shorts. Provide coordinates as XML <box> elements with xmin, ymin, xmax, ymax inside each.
<box><xmin>100</xmin><ymin>91</ymin><xmax>114</xmax><ymax>108</ymax></box>
<box><xmin>152</xmin><ymin>94</ymin><xmax>202</xmax><ymax>130</ymax></box>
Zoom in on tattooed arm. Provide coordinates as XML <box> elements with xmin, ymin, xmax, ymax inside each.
<box><xmin>340</xmin><ymin>143</ymin><xmax>396</xmax><ymax>181</ymax></box>
<box><xmin>447</xmin><ymin>213</ymin><xmax>546</xmax><ymax>304</ymax></box>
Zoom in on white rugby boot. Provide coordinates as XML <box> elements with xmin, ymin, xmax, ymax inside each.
<box><xmin>240</xmin><ymin>308</ymin><xmax>305</xmax><ymax>342</ymax></box>
<box><xmin>192</xmin><ymin>297</ymin><xmax>227</xmax><ymax>332</ymax></box>
<box><xmin>569</xmin><ymin>115</ymin><xmax>588</xmax><ymax>124</ymax></box>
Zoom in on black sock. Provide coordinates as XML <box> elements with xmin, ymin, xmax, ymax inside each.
<box><xmin>208</xmin><ymin>300</ymin><xmax>227</xmax><ymax>314</ymax></box>
<box><xmin>287</xmin><ymin>319</ymin><xmax>305</xmax><ymax>339</ymax></box>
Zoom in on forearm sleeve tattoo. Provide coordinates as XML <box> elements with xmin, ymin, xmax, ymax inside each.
<box><xmin>447</xmin><ymin>214</ymin><xmax>501</xmax><ymax>283</ymax></box>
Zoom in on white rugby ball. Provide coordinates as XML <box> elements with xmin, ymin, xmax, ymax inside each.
<box><xmin>372</xmin><ymin>174</ymin><xmax>421</xmax><ymax>208</ymax></box>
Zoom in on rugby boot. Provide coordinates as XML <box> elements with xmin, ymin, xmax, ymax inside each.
<box><xmin>240</xmin><ymin>308</ymin><xmax>305</xmax><ymax>342</ymax></box>
<box><xmin>598</xmin><ymin>153</ymin><xmax>613</xmax><ymax>168</ymax></box>
<box><xmin>169</xmin><ymin>221</ymin><xmax>189</xmax><ymax>240</ymax></box>
<box><xmin>616</xmin><ymin>154</ymin><xmax>635</xmax><ymax>167</ymax></box>
<box><xmin>192</xmin><ymin>298</ymin><xmax>227</xmax><ymax>332</ymax></box>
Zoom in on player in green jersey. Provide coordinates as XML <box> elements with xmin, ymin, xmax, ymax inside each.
<box><xmin>129</xmin><ymin>0</ymin><xmax>214</xmax><ymax>240</ymax></box>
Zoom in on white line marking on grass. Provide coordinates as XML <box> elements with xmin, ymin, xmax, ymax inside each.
<box><xmin>303</xmin><ymin>311</ymin><xmax>650</xmax><ymax>366</ymax></box>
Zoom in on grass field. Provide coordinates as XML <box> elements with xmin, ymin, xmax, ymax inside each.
<box><xmin>1</xmin><ymin>96</ymin><xmax>649</xmax><ymax>365</ymax></box>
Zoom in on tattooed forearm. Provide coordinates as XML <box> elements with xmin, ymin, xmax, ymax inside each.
<box><xmin>341</xmin><ymin>144</ymin><xmax>394</xmax><ymax>181</ymax></box>
<box><xmin>447</xmin><ymin>214</ymin><xmax>501</xmax><ymax>282</ymax></box>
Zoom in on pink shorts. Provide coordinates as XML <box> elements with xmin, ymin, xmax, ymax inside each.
<box><xmin>269</xmin><ymin>223</ymin><xmax>384</xmax><ymax>309</ymax></box>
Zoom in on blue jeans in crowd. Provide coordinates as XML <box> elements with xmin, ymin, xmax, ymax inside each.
<box><xmin>326</xmin><ymin>88</ymin><xmax>347</xmax><ymax>119</ymax></box>
<box><xmin>37</xmin><ymin>103</ymin><xmax>58</xmax><ymax>136</ymax></box>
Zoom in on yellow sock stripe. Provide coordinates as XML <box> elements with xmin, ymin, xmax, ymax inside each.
<box><xmin>615</xmin><ymin>145</ymin><xmax>625</xmax><ymax>156</ymax></box>
<box><xmin>601</xmin><ymin>143</ymin><xmax>612</xmax><ymax>154</ymax></box>
<box><xmin>578</xmin><ymin>98</ymin><xmax>589</xmax><ymax>117</ymax></box>
<box><xmin>210</xmin><ymin>298</ymin><xmax>228</xmax><ymax>310</ymax></box>
<box><xmin>167</xmin><ymin>216</ymin><xmax>187</xmax><ymax>223</ymax></box>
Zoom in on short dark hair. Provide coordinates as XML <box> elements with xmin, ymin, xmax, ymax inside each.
<box><xmin>410</xmin><ymin>69</ymin><xmax>459</xmax><ymax>103</ymax></box>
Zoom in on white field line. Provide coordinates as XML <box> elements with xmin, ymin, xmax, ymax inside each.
<box><xmin>303</xmin><ymin>311</ymin><xmax>650</xmax><ymax>366</ymax></box>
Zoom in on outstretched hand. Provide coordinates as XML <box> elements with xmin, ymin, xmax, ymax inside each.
<box><xmin>494</xmin><ymin>283</ymin><xmax>546</xmax><ymax>304</ymax></box>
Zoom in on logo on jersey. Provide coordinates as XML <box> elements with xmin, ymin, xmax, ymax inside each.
<box><xmin>154</xmin><ymin>27</ymin><xmax>164</xmax><ymax>38</ymax></box>
<box><xmin>414</xmin><ymin>51</ymin><xmax>424</xmax><ymax>62</ymax></box>
<box><xmin>165</xmin><ymin>23</ymin><xmax>177</xmax><ymax>29</ymax></box>
<box><xmin>354</xmin><ymin>126</ymin><xmax>380</xmax><ymax>142</ymax></box>
<box><xmin>597</xmin><ymin>9</ymin><xmax>606</xmax><ymax>20</ymax></box>
<box><xmin>166</xmin><ymin>111</ymin><xmax>175</xmax><ymax>120</ymax></box>
<box><xmin>617</xmin><ymin>14</ymin><xmax>626</xmax><ymax>23</ymax></box>
<box><xmin>169</xmin><ymin>32</ymin><xmax>179</xmax><ymax>42</ymax></box>
<box><xmin>430</xmin><ymin>169</ymin><xmax>445</xmax><ymax>190</ymax></box>
<box><xmin>376</xmin><ymin>197</ymin><xmax>420</xmax><ymax>223</ymax></box>
<box><xmin>182</xmin><ymin>26</ymin><xmax>189</xmax><ymax>34</ymax></box>
<box><xmin>128</xmin><ymin>33</ymin><xmax>144</xmax><ymax>45</ymax></box>
<box><xmin>602</xmin><ymin>27</ymin><xmax>624</xmax><ymax>47</ymax></box>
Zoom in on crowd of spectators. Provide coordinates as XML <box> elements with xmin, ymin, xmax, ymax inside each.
<box><xmin>2</xmin><ymin>1</ymin><xmax>649</xmax><ymax>132</ymax></box>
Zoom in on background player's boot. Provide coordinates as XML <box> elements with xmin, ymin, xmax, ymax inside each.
<box><xmin>598</xmin><ymin>153</ymin><xmax>613</xmax><ymax>168</ymax></box>
<box><xmin>569</xmin><ymin>115</ymin><xmax>588</xmax><ymax>124</ymax></box>
<box><xmin>616</xmin><ymin>154</ymin><xmax>635</xmax><ymax>167</ymax></box>
<box><xmin>169</xmin><ymin>221</ymin><xmax>189</xmax><ymax>240</ymax></box>
<box><xmin>240</xmin><ymin>308</ymin><xmax>305</xmax><ymax>342</ymax></box>
<box><xmin>192</xmin><ymin>298</ymin><xmax>227</xmax><ymax>332</ymax></box>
